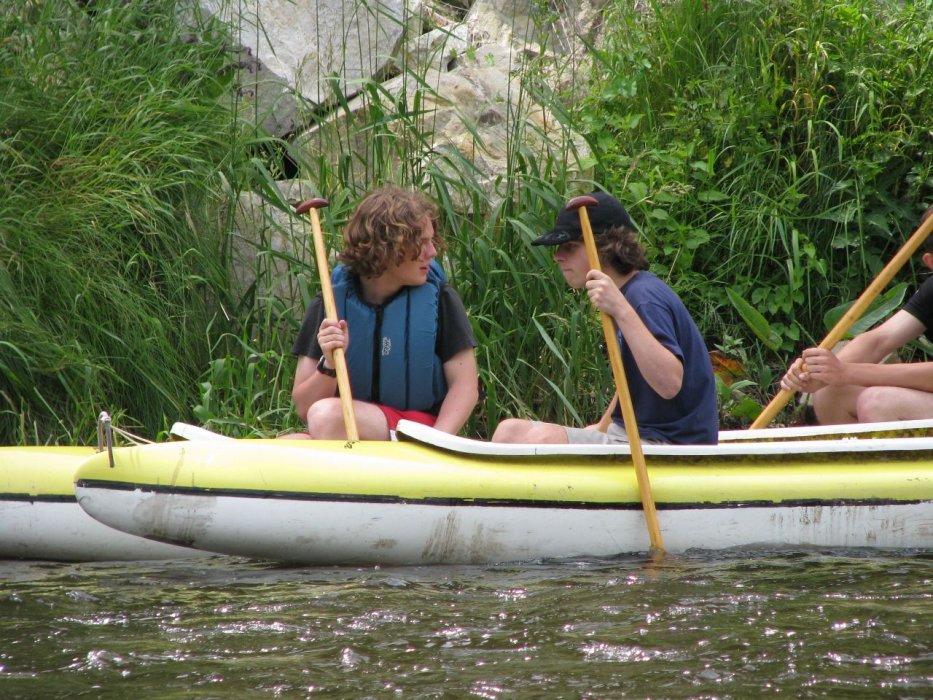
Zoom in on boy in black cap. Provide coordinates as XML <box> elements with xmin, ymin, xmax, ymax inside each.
<box><xmin>491</xmin><ymin>191</ymin><xmax>718</xmax><ymax>445</ymax></box>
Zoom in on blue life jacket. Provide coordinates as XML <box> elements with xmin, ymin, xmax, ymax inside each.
<box><xmin>331</xmin><ymin>260</ymin><xmax>448</xmax><ymax>412</ymax></box>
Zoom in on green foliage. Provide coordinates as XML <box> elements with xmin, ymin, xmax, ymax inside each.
<box><xmin>717</xmin><ymin>377</ymin><xmax>767</xmax><ymax>428</ymax></box>
<box><xmin>711</xmin><ymin>333</ymin><xmax>779</xmax><ymax>428</ymax></box>
<box><xmin>579</xmin><ymin>0</ymin><xmax>933</xmax><ymax>410</ymax></box>
<box><xmin>726</xmin><ymin>288</ymin><xmax>782</xmax><ymax>351</ymax></box>
<box><xmin>0</xmin><ymin>0</ymin><xmax>247</xmax><ymax>443</ymax></box>
<box><xmin>193</xmin><ymin>344</ymin><xmax>295</xmax><ymax>438</ymax></box>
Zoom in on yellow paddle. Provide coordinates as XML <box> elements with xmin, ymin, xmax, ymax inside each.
<box><xmin>567</xmin><ymin>195</ymin><xmax>665</xmax><ymax>553</ymax></box>
<box><xmin>295</xmin><ymin>197</ymin><xmax>360</xmax><ymax>441</ymax></box>
<box><xmin>751</xmin><ymin>211</ymin><xmax>933</xmax><ymax>429</ymax></box>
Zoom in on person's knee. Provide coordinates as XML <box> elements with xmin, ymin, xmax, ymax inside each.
<box><xmin>277</xmin><ymin>431</ymin><xmax>310</xmax><ymax>440</ymax></box>
<box><xmin>306</xmin><ymin>400</ymin><xmax>345</xmax><ymax>439</ymax></box>
<box><xmin>855</xmin><ymin>387</ymin><xmax>898</xmax><ymax>422</ymax></box>
<box><xmin>491</xmin><ymin>418</ymin><xmax>531</xmax><ymax>443</ymax></box>
<box><xmin>812</xmin><ymin>386</ymin><xmax>858</xmax><ymax>425</ymax></box>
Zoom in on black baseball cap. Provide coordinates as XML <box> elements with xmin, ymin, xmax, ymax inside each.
<box><xmin>531</xmin><ymin>191</ymin><xmax>635</xmax><ymax>246</ymax></box>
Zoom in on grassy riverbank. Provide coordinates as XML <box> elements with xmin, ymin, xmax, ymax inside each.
<box><xmin>2</xmin><ymin>0</ymin><xmax>932</xmax><ymax>443</ymax></box>
<box><xmin>1</xmin><ymin>0</ymin><xmax>248</xmax><ymax>443</ymax></box>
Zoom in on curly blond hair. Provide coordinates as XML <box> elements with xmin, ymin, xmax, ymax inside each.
<box><xmin>339</xmin><ymin>186</ymin><xmax>444</xmax><ymax>278</ymax></box>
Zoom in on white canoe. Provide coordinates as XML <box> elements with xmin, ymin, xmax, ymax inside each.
<box><xmin>73</xmin><ymin>420</ymin><xmax>933</xmax><ymax>565</ymax></box>
<box><xmin>0</xmin><ymin>446</ymin><xmax>202</xmax><ymax>561</ymax></box>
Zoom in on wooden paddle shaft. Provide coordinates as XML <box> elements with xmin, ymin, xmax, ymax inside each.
<box><xmin>751</xmin><ymin>211</ymin><xmax>933</xmax><ymax>429</ymax></box>
<box><xmin>295</xmin><ymin>198</ymin><xmax>359</xmax><ymax>441</ymax></box>
<box><xmin>566</xmin><ymin>195</ymin><xmax>665</xmax><ymax>552</ymax></box>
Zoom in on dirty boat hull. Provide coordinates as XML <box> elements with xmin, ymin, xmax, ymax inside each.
<box><xmin>74</xmin><ymin>423</ymin><xmax>933</xmax><ymax>565</ymax></box>
<box><xmin>0</xmin><ymin>447</ymin><xmax>203</xmax><ymax>561</ymax></box>
<box><xmin>78</xmin><ymin>486</ymin><xmax>929</xmax><ymax>565</ymax></box>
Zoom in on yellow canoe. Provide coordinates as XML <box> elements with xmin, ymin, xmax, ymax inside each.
<box><xmin>73</xmin><ymin>420</ymin><xmax>933</xmax><ymax>565</ymax></box>
<box><xmin>0</xmin><ymin>446</ymin><xmax>204</xmax><ymax>561</ymax></box>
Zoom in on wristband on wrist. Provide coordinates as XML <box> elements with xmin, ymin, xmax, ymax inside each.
<box><xmin>316</xmin><ymin>354</ymin><xmax>337</xmax><ymax>377</ymax></box>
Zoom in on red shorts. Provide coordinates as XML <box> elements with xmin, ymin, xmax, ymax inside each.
<box><xmin>376</xmin><ymin>405</ymin><xmax>436</xmax><ymax>431</ymax></box>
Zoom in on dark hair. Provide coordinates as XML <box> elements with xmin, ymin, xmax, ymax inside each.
<box><xmin>339</xmin><ymin>186</ymin><xmax>444</xmax><ymax>277</ymax></box>
<box><xmin>595</xmin><ymin>224</ymin><xmax>649</xmax><ymax>274</ymax></box>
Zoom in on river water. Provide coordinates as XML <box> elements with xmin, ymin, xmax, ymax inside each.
<box><xmin>1</xmin><ymin>551</ymin><xmax>929</xmax><ymax>698</ymax></box>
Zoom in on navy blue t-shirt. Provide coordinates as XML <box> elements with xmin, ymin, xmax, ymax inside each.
<box><xmin>609</xmin><ymin>271</ymin><xmax>718</xmax><ymax>444</ymax></box>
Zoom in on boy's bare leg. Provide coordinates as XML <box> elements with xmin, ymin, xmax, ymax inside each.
<box><xmin>812</xmin><ymin>384</ymin><xmax>864</xmax><ymax>424</ymax></box>
<box><xmin>491</xmin><ymin>418</ymin><xmax>569</xmax><ymax>444</ymax></box>
<box><xmin>306</xmin><ymin>399</ymin><xmax>390</xmax><ymax>440</ymax></box>
<box><xmin>855</xmin><ymin>386</ymin><xmax>933</xmax><ymax>422</ymax></box>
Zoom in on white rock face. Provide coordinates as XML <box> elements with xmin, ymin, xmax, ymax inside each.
<box><xmin>299</xmin><ymin>50</ymin><xmax>592</xmax><ymax>209</ymax></box>
<box><xmin>203</xmin><ymin>0</ymin><xmax>420</xmax><ymax>106</ymax></box>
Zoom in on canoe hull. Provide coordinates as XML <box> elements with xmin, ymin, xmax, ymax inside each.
<box><xmin>75</xmin><ymin>486</ymin><xmax>930</xmax><ymax>565</ymax></box>
<box><xmin>73</xmin><ymin>430</ymin><xmax>933</xmax><ymax>564</ymax></box>
<box><xmin>0</xmin><ymin>447</ymin><xmax>203</xmax><ymax>561</ymax></box>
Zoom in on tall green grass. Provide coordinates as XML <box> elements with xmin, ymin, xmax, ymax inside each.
<box><xmin>0</xmin><ymin>0</ymin><xmax>247</xmax><ymax>443</ymax></box>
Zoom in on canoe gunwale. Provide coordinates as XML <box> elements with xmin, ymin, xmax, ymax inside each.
<box><xmin>395</xmin><ymin>420</ymin><xmax>933</xmax><ymax>458</ymax></box>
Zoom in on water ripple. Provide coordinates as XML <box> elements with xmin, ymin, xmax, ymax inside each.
<box><xmin>0</xmin><ymin>552</ymin><xmax>928</xmax><ymax>698</ymax></box>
